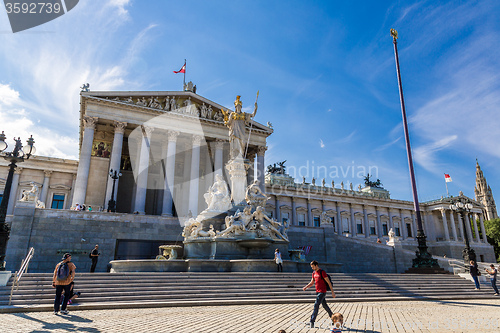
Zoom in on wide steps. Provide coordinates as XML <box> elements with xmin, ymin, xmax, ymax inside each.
<box><xmin>1</xmin><ymin>272</ymin><xmax>497</xmax><ymax>312</ymax></box>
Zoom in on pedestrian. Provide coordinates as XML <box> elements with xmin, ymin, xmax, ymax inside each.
<box><xmin>484</xmin><ymin>264</ymin><xmax>499</xmax><ymax>295</ymax></box>
<box><xmin>52</xmin><ymin>253</ymin><xmax>76</xmax><ymax>315</ymax></box>
<box><xmin>303</xmin><ymin>260</ymin><xmax>335</xmax><ymax>328</ymax></box>
<box><xmin>274</xmin><ymin>248</ymin><xmax>283</xmax><ymax>272</ymax></box>
<box><xmin>90</xmin><ymin>244</ymin><xmax>100</xmax><ymax>273</ymax></box>
<box><xmin>376</xmin><ymin>238</ymin><xmax>382</xmax><ymax>244</ymax></box>
<box><xmin>469</xmin><ymin>260</ymin><xmax>481</xmax><ymax>290</ymax></box>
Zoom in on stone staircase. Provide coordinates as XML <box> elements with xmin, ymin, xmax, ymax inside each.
<box><xmin>1</xmin><ymin>272</ymin><xmax>497</xmax><ymax>313</ymax></box>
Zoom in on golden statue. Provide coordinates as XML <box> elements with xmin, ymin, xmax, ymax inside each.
<box><xmin>221</xmin><ymin>93</ymin><xmax>258</xmax><ymax>159</ymax></box>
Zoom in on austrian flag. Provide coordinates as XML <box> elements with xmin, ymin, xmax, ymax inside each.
<box><xmin>444</xmin><ymin>174</ymin><xmax>452</xmax><ymax>182</ymax></box>
<box><xmin>173</xmin><ymin>62</ymin><xmax>186</xmax><ymax>74</ymax></box>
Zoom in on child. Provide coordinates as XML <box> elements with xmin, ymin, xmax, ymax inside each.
<box><xmin>331</xmin><ymin>312</ymin><xmax>344</xmax><ymax>333</ymax></box>
<box><xmin>60</xmin><ymin>281</ymin><xmax>81</xmax><ymax>305</ymax></box>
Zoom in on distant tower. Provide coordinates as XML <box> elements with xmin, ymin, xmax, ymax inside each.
<box><xmin>474</xmin><ymin>160</ymin><xmax>498</xmax><ymax>220</ymax></box>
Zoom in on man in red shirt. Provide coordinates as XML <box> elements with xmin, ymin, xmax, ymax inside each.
<box><xmin>303</xmin><ymin>260</ymin><xmax>335</xmax><ymax>328</ymax></box>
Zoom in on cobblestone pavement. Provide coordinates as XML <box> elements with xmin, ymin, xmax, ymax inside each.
<box><xmin>1</xmin><ymin>300</ymin><xmax>500</xmax><ymax>333</ymax></box>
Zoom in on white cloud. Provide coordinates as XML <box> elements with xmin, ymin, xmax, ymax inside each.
<box><xmin>319</xmin><ymin>139</ymin><xmax>325</xmax><ymax>148</ymax></box>
<box><xmin>413</xmin><ymin>135</ymin><xmax>458</xmax><ymax>172</ymax></box>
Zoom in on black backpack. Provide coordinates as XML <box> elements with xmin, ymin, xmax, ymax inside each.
<box><xmin>319</xmin><ymin>269</ymin><xmax>333</xmax><ymax>291</ymax></box>
<box><xmin>56</xmin><ymin>262</ymin><xmax>70</xmax><ymax>281</ymax></box>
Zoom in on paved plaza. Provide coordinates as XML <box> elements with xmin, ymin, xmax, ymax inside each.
<box><xmin>1</xmin><ymin>299</ymin><xmax>499</xmax><ymax>333</ymax></box>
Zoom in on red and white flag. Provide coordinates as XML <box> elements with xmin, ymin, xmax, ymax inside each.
<box><xmin>173</xmin><ymin>62</ymin><xmax>186</xmax><ymax>74</ymax></box>
<box><xmin>444</xmin><ymin>174</ymin><xmax>452</xmax><ymax>182</ymax></box>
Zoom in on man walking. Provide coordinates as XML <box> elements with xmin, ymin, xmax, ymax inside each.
<box><xmin>90</xmin><ymin>244</ymin><xmax>100</xmax><ymax>273</ymax></box>
<box><xmin>52</xmin><ymin>253</ymin><xmax>76</xmax><ymax>315</ymax></box>
<box><xmin>303</xmin><ymin>260</ymin><xmax>335</xmax><ymax>328</ymax></box>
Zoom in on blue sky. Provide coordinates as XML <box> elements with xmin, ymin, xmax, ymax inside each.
<box><xmin>0</xmin><ymin>0</ymin><xmax>499</xmax><ymax>207</ymax></box>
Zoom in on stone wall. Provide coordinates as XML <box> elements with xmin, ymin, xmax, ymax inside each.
<box><xmin>6</xmin><ymin>205</ymin><xmax>183</xmax><ymax>273</ymax></box>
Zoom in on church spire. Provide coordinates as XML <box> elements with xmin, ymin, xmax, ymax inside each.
<box><xmin>475</xmin><ymin>160</ymin><xmax>498</xmax><ymax>220</ymax></box>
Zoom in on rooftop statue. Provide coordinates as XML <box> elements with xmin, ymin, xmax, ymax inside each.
<box><xmin>221</xmin><ymin>94</ymin><xmax>258</xmax><ymax>159</ymax></box>
<box><xmin>364</xmin><ymin>174</ymin><xmax>383</xmax><ymax>188</ymax></box>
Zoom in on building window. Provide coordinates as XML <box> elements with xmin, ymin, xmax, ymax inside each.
<box><xmin>298</xmin><ymin>214</ymin><xmax>306</xmax><ymax>226</ymax></box>
<box><xmin>395</xmin><ymin>222</ymin><xmax>401</xmax><ymax>237</ymax></box>
<box><xmin>342</xmin><ymin>217</ymin><xmax>349</xmax><ymax>233</ymax></box>
<box><xmin>382</xmin><ymin>223</ymin><xmax>388</xmax><ymax>236</ymax></box>
<box><xmin>0</xmin><ymin>193</ymin><xmax>3</xmax><ymax>202</ymax></box>
<box><xmin>282</xmin><ymin>212</ymin><xmax>289</xmax><ymax>224</ymax></box>
<box><xmin>313</xmin><ymin>216</ymin><xmax>320</xmax><ymax>227</ymax></box>
<box><xmin>406</xmin><ymin>223</ymin><xmax>412</xmax><ymax>238</ymax></box>
<box><xmin>51</xmin><ymin>194</ymin><xmax>65</xmax><ymax>209</ymax></box>
<box><xmin>369</xmin><ymin>220</ymin><xmax>376</xmax><ymax>235</ymax></box>
<box><xmin>356</xmin><ymin>219</ymin><xmax>363</xmax><ymax>234</ymax></box>
<box><xmin>331</xmin><ymin>216</ymin><xmax>335</xmax><ymax>229</ymax></box>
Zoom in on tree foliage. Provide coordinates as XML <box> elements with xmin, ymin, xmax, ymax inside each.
<box><xmin>484</xmin><ymin>218</ymin><xmax>500</xmax><ymax>262</ymax></box>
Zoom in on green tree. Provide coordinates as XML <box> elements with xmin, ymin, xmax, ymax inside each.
<box><xmin>484</xmin><ymin>218</ymin><xmax>500</xmax><ymax>262</ymax></box>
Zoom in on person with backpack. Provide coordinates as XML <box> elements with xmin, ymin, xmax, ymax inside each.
<box><xmin>302</xmin><ymin>260</ymin><xmax>335</xmax><ymax>328</ymax></box>
<box><xmin>52</xmin><ymin>253</ymin><xmax>76</xmax><ymax>315</ymax></box>
<box><xmin>89</xmin><ymin>244</ymin><xmax>100</xmax><ymax>273</ymax></box>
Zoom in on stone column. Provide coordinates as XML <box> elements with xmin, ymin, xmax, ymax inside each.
<box><xmin>472</xmin><ymin>213</ymin><xmax>480</xmax><ymax>243</ymax></box>
<box><xmin>213</xmin><ymin>139</ymin><xmax>224</xmax><ymax>178</ymax></box>
<box><xmin>336</xmin><ymin>203</ymin><xmax>341</xmax><ymax>234</ymax></box>
<box><xmin>188</xmin><ymin>135</ymin><xmax>203</xmax><ymax>216</ymax></box>
<box><xmin>449</xmin><ymin>211</ymin><xmax>458</xmax><ymax>241</ymax></box>
<box><xmin>247</xmin><ymin>153</ymin><xmax>255</xmax><ymax>186</ymax></box>
<box><xmin>291</xmin><ymin>197</ymin><xmax>297</xmax><ymax>226</ymax></box>
<box><xmin>67</xmin><ymin>174</ymin><xmax>77</xmax><ymax>209</ymax></box>
<box><xmin>162</xmin><ymin>131</ymin><xmax>179</xmax><ymax>216</ymax></box>
<box><xmin>133</xmin><ymin>126</ymin><xmax>153</xmax><ymax>214</ymax></box>
<box><xmin>388</xmin><ymin>210</ymin><xmax>394</xmax><ymax>231</ymax></box>
<box><xmin>440</xmin><ymin>209</ymin><xmax>450</xmax><ymax>241</ymax></box>
<box><xmin>72</xmin><ymin>116</ymin><xmax>98</xmax><ymax>206</ymax></box>
<box><xmin>400</xmin><ymin>210</ymin><xmax>406</xmax><ymax>240</ymax></box>
<box><xmin>256</xmin><ymin>146</ymin><xmax>267</xmax><ymax>192</ymax></box>
<box><xmin>39</xmin><ymin>170</ymin><xmax>52</xmax><ymax>206</ymax></box>
<box><xmin>479</xmin><ymin>214</ymin><xmax>487</xmax><ymax>243</ymax></box>
<box><xmin>411</xmin><ymin>212</ymin><xmax>417</xmax><ymax>238</ymax></box>
<box><xmin>363</xmin><ymin>205</ymin><xmax>369</xmax><ymax>237</ymax></box>
<box><xmin>105</xmin><ymin>121</ymin><xmax>127</xmax><ymax>209</ymax></box>
<box><xmin>350</xmin><ymin>203</ymin><xmax>355</xmax><ymax>236</ymax></box>
<box><xmin>307</xmin><ymin>200</ymin><xmax>312</xmax><ymax>227</ymax></box>
<box><xmin>376</xmin><ymin>207</ymin><xmax>382</xmax><ymax>237</ymax></box>
<box><xmin>6</xmin><ymin>167</ymin><xmax>22</xmax><ymax>215</ymax></box>
<box><xmin>275</xmin><ymin>196</ymin><xmax>280</xmax><ymax>222</ymax></box>
<box><xmin>456</xmin><ymin>212</ymin><xmax>465</xmax><ymax>241</ymax></box>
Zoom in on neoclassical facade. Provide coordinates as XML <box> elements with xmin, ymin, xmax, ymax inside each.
<box><xmin>1</xmin><ymin>87</ymin><xmax>497</xmax><ymax>264</ymax></box>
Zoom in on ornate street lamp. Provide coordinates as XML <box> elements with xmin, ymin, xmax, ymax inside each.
<box><xmin>107</xmin><ymin>169</ymin><xmax>122</xmax><ymax>213</ymax></box>
<box><xmin>449</xmin><ymin>198</ymin><xmax>476</xmax><ymax>263</ymax></box>
<box><xmin>390</xmin><ymin>29</ymin><xmax>439</xmax><ymax>269</ymax></box>
<box><xmin>0</xmin><ymin>132</ymin><xmax>36</xmax><ymax>270</ymax></box>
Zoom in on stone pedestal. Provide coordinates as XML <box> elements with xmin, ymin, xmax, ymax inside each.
<box><xmin>0</xmin><ymin>271</ymin><xmax>12</xmax><ymax>286</ymax></box>
<box><xmin>225</xmin><ymin>156</ymin><xmax>250</xmax><ymax>205</ymax></box>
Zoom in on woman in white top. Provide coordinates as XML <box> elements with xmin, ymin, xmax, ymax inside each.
<box><xmin>274</xmin><ymin>248</ymin><xmax>283</xmax><ymax>272</ymax></box>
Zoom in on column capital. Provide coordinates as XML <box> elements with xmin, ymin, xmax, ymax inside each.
<box><xmin>142</xmin><ymin>125</ymin><xmax>154</xmax><ymax>138</ymax></box>
<box><xmin>214</xmin><ymin>139</ymin><xmax>225</xmax><ymax>150</ymax></box>
<box><xmin>14</xmin><ymin>167</ymin><xmax>23</xmax><ymax>175</ymax></box>
<box><xmin>113</xmin><ymin>121</ymin><xmax>128</xmax><ymax>134</ymax></box>
<box><xmin>257</xmin><ymin>146</ymin><xmax>268</xmax><ymax>156</ymax></box>
<box><xmin>192</xmin><ymin>134</ymin><xmax>204</xmax><ymax>146</ymax></box>
<box><xmin>83</xmin><ymin>115</ymin><xmax>98</xmax><ymax>129</ymax></box>
<box><xmin>167</xmin><ymin>130</ymin><xmax>180</xmax><ymax>142</ymax></box>
<box><xmin>44</xmin><ymin>170</ymin><xmax>53</xmax><ymax>177</ymax></box>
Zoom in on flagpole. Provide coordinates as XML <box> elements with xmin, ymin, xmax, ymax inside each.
<box><xmin>445</xmin><ymin>174</ymin><xmax>449</xmax><ymax>197</ymax></box>
<box><xmin>183</xmin><ymin>59</ymin><xmax>186</xmax><ymax>89</ymax></box>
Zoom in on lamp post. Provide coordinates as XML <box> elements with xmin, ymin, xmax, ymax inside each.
<box><xmin>449</xmin><ymin>198</ymin><xmax>476</xmax><ymax>263</ymax></box>
<box><xmin>0</xmin><ymin>132</ymin><xmax>36</xmax><ymax>270</ymax></box>
<box><xmin>390</xmin><ymin>29</ymin><xmax>439</xmax><ymax>269</ymax></box>
<box><xmin>107</xmin><ymin>169</ymin><xmax>122</xmax><ymax>213</ymax></box>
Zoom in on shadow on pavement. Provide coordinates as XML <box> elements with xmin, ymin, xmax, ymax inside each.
<box><xmin>12</xmin><ymin>313</ymin><xmax>100</xmax><ymax>333</ymax></box>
